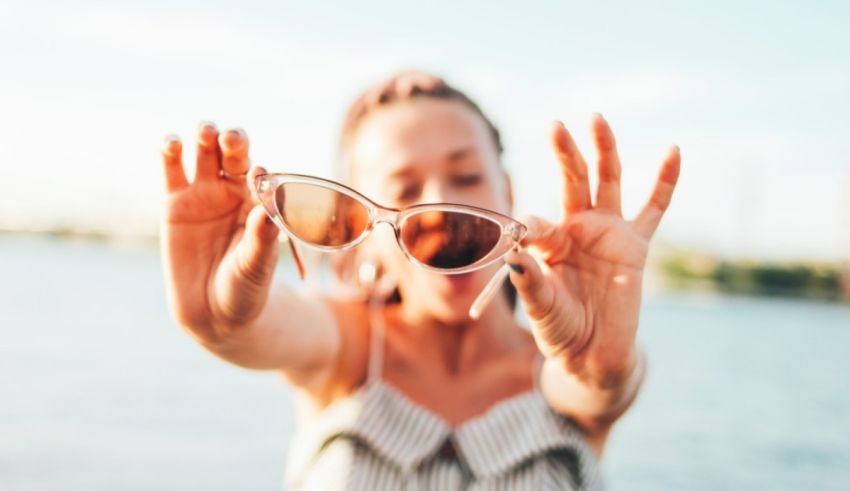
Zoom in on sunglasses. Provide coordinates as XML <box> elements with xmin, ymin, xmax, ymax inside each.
<box><xmin>254</xmin><ymin>173</ymin><xmax>527</xmax><ymax>319</ymax></box>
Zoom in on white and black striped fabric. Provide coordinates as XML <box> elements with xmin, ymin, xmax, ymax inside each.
<box><xmin>285</xmin><ymin>381</ymin><xmax>601</xmax><ymax>491</ymax></box>
<box><xmin>284</xmin><ymin>303</ymin><xmax>603</xmax><ymax>490</ymax></box>
<box><xmin>284</xmin><ymin>378</ymin><xmax>603</xmax><ymax>490</ymax></box>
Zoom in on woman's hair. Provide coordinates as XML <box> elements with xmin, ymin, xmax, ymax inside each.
<box><xmin>336</xmin><ymin>70</ymin><xmax>504</xmax><ymax>182</ymax></box>
<box><xmin>332</xmin><ymin>69</ymin><xmax>516</xmax><ymax>309</ymax></box>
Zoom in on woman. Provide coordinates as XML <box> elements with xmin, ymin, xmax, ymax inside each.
<box><xmin>159</xmin><ymin>71</ymin><xmax>680</xmax><ymax>490</ymax></box>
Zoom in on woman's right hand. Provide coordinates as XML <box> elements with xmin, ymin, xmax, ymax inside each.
<box><xmin>159</xmin><ymin>123</ymin><xmax>281</xmax><ymax>346</ymax></box>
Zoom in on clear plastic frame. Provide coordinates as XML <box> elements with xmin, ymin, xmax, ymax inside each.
<box><xmin>255</xmin><ymin>173</ymin><xmax>527</xmax><ymax>318</ymax></box>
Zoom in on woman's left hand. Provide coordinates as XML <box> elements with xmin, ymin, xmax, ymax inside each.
<box><xmin>506</xmin><ymin>114</ymin><xmax>680</xmax><ymax>390</ymax></box>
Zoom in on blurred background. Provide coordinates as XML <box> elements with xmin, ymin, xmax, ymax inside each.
<box><xmin>1</xmin><ymin>1</ymin><xmax>848</xmax><ymax>489</ymax></box>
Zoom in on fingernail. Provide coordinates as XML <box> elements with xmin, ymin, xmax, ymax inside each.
<box><xmin>162</xmin><ymin>134</ymin><xmax>181</xmax><ymax>154</ymax></box>
<box><xmin>221</xmin><ymin>128</ymin><xmax>246</xmax><ymax>148</ymax></box>
<box><xmin>198</xmin><ymin>121</ymin><xmax>217</xmax><ymax>131</ymax></box>
<box><xmin>508</xmin><ymin>263</ymin><xmax>524</xmax><ymax>274</ymax></box>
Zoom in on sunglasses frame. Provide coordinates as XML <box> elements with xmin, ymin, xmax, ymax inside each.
<box><xmin>255</xmin><ymin>173</ymin><xmax>527</xmax><ymax>275</ymax></box>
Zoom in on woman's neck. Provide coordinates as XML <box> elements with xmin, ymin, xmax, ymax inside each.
<box><xmin>394</xmin><ymin>293</ymin><xmax>527</xmax><ymax>376</ymax></box>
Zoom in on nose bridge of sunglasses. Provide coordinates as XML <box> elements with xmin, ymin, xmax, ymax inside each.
<box><xmin>371</xmin><ymin>206</ymin><xmax>402</xmax><ymax>232</ymax></box>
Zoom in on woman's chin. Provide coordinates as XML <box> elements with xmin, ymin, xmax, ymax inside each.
<box><xmin>427</xmin><ymin>273</ymin><xmax>485</xmax><ymax>321</ymax></box>
<box><xmin>429</xmin><ymin>270</ymin><xmax>484</xmax><ymax>299</ymax></box>
<box><xmin>407</xmin><ymin>267</ymin><xmax>500</xmax><ymax>323</ymax></box>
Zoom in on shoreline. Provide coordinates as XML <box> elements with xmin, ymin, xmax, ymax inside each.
<box><xmin>658</xmin><ymin>252</ymin><xmax>850</xmax><ymax>303</ymax></box>
<box><xmin>4</xmin><ymin>228</ymin><xmax>848</xmax><ymax>303</ymax></box>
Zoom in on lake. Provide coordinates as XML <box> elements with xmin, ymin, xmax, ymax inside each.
<box><xmin>2</xmin><ymin>235</ymin><xmax>849</xmax><ymax>490</ymax></box>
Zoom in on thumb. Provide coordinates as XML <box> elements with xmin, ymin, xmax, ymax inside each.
<box><xmin>212</xmin><ymin>204</ymin><xmax>281</xmax><ymax>327</ymax></box>
<box><xmin>505</xmin><ymin>249</ymin><xmax>587</xmax><ymax>360</ymax></box>
<box><xmin>505</xmin><ymin>249</ymin><xmax>556</xmax><ymax>323</ymax></box>
<box><xmin>233</xmin><ymin>204</ymin><xmax>280</xmax><ymax>285</ymax></box>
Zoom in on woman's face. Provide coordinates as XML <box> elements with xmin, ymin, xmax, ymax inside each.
<box><xmin>349</xmin><ymin>97</ymin><xmax>512</xmax><ymax>323</ymax></box>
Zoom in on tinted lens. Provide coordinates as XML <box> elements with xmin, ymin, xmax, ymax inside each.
<box><xmin>274</xmin><ymin>183</ymin><xmax>369</xmax><ymax>247</ymax></box>
<box><xmin>401</xmin><ymin>211</ymin><xmax>502</xmax><ymax>269</ymax></box>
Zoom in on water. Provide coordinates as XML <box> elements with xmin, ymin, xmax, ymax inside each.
<box><xmin>1</xmin><ymin>235</ymin><xmax>849</xmax><ymax>490</ymax></box>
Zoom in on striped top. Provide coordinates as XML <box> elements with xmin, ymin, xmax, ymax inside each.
<box><xmin>283</xmin><ymin>307</ymin><xmax>603</xmax><ymax>490</ymax></box>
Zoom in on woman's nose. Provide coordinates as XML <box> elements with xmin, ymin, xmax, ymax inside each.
<box><xmin>420</xmin><ymin>180</ymin><xmax>451</xmax><ymax>204</ymax></box>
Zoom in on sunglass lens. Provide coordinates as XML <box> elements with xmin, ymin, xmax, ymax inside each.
<box><xmin>274</xmin><ymin>183</ymin><xmax>369</xmax><ymax>247</ymax></box>
<box><xmin>401</xmin><ymin>211</ymin><xmax>501</xmax><ymax>269</ymax></box>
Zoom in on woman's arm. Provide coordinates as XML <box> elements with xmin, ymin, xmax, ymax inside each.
<box><xmin>540</xmin><ymin>347</ymin><xmax>647</xmax><ymax>456</ymax></box>
<box><xmin>160</xmin><ymin>123</ymin><xmax>344</xmax><ymax>392</ymax></box>
<box><xmin>197</xmin><ymin>283</ymin><xmax>340</xmax><ymax>378</ymax></box>
<box><xmin>504</xmin><ymin>114</ymin><xmax>680</xmax><ymax>453</ymax></box>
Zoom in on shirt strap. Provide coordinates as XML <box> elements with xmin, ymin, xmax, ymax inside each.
<box><xmin>367</xmin><ymin>296</ymin><xmax>386</xmax><ymax>384</ymax></box>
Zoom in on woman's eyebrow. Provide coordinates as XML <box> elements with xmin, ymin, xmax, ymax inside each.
<box><xmin>384</xmin><ymin>146</ymin><xmax>477</xmax><ymax>179</ymax></box>
<box><xmin>446</xmin><ymin>146</ymin><xmax>474</xmax><ymax>164</ymax></box>
<box><xmin>387</xmin><ymin>165</ymin><xmax>416</xmax><ymax>180</ymax></box>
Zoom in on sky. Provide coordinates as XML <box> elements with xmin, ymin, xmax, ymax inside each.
<box><xmin>0</xmin><ymin>1</ymin><xmax>848</xmax><ymax>260</ymax></box>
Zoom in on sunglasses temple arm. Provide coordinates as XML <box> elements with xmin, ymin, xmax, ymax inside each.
<box><xmin>287</xmin><ymin>238</ymin><xmax>307</xmax><ymax>280</ymax></box>
<box><xmin>468</xmin><ymin>262</ymin><xmax>511</xmax><ymax>320</ymax></box>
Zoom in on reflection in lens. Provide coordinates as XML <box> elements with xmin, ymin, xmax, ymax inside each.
<box><xmin>401</xmin><ymin>211</ymin><xmax>501</xmax><ymax>269</ymax></box>
<box><xmin>274</xmin><ymin>183</ymin><xmax>369</xmax><ymax>247</ymax></box>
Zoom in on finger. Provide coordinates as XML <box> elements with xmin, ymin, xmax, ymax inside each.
<box><xmin>195</xmin><ymin>121</ymin><xmax>221</xmax><ymax>181</ymax></box>
<box><xmin>505</xmin><ymin>250</ymin><xmax>588</xmax><ymax>360</ymax></box>
<box><xmin>519</xmin><ymin>214</ymin><xmax>553</xmax><ymax>244</ymax></box>
<box><xmin>233</xmin><ymin>204</ymin><xmax>281</xmax><ymax>285</ymax></box>
<box><xmin>161</xmin><ymin>134</ymin><xmax>188</xmax><ymax>192</ymax></box>
<box><xmin>232</xmin><ymin>166</ymin><xmax>270</xmax><ymax>229</ymax></box>
<box><xmin>504</xmin><ymin>249</ymin><xmax>557</xmax><ymax>323</ymax></box>
<box><xmin>247</xmin><ymin>165</ymin><xmax>268</xmax><ymax>205</ymax></box>
<box><xmin>634</xmin><ymin>145</ymin><xmax>681</xmax><ymax>238</ymax></box>
<box><xmin>219</xmin><ymin>128</ymin><xmax>250</xmax><ymax>177</ymax></box>
<box><xmin>520</xmin><ymin>215</ymin><xmax>571</xmax><ymax>259</ymax></box>
<box><xmin>591</xmin><ymin>113</ymin><xmax>622</xmax><ymax>215</ymax></box>
<box><xmin>551</xmin><ymin>121</ymin><xmax>592</xmax><ymax>216</ymax></box>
